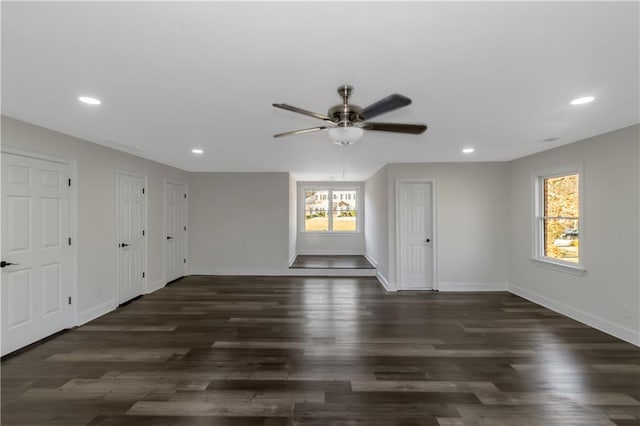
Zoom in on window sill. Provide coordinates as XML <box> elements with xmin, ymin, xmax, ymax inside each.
<box><xmin>301</xmin><ymin>231</ymin><xmax>361</xmax><ymax>235</ymax></box>
<box><xmin>530</xmin><ymin>257</ymin><xmax>586</xmax><ymax>276</ymax></box>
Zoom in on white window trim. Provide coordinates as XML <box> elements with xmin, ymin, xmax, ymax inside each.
<box><xmin>532</xmin><ymin>165</ymin><xmax>585</xmax><ymax>275</ymax></box>
<box><xmin>300</xmin><ymin>185</ymin><xmax>361</xmax><ymax>234</ymax></box>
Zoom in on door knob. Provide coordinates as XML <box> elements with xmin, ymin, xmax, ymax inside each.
<box><xmin>166</xmin><ymin>236</ymin><xmax>174</xmax><ymax>240</ymax></box>
<box><xmin>120</xmin><ymin>243</ymin><xmax>130</xmax><ymax>248</ymax></box>
<box><xmin>0</xmin><ymin>261</ymin><xmax>19</xmax><ymax>268</ymax></box>
<box><xmin>425</xmin><ymin>238</ymin><xmax>431</xmax><ymax>243</ymax></box>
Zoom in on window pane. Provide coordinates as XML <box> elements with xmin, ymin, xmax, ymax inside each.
<box><xmin>544</xmin><ymin>174</ymin><xmax>579</xmax><ymax>218</ymax></box>
<box><xmin>332</xmin><ymin>190</ymin><xmax>357</xmax><ymax>232</ymax></box>
<box><xmin>542</xmin><ymin>174</ymin><xmax>579</xmax><ymax>263</ymax></box>
<box><xmin>544</xmin><ymin>218</ymin><xmax>579</xmax><ymax>263</ymax></box>
<box><xmin>305</xmin><ymin>190</ymin><xmax>329</xmax><ymax>231</ymax></box>
<box><xmin>333</xmin><ymin>190</ymin><xmax>357</xmax><ymax>210</ymax></box>
<box><xmin>333</xmin><ymin>210</ymin><xmax>356</xmax><ymax>231</ymax></box>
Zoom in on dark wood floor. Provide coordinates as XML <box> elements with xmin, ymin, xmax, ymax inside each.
<box><xmin>290</xmin><ymin>255</ymin><xmax>375</xmax><ymax>269</ymax></box>
<box><xmin>2</xmin><ymin>275</ymin><xmax>639</xmax><ymax>425</ymax></box>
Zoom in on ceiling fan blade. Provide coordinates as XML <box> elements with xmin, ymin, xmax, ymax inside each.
<box><xmin>274</xmin><ymin>126</ymin><xmax>330</xmax><ymax>138</ymax></box>
<box><xmin>273</xmin><ymin>103</ymin><xmax>333</xmax><ymax>122</ymax></box>
<box><xmin>360</xmin><ymin>94</ymin><xmax>412</xmax><ymax>120</ymax></box>
<box><xmin>362</xmin><ymin>122</ymin><xmax>427</xmax><ymax>134</ymax></box>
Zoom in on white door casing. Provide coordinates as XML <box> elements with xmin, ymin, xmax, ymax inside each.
<box><xmin>1</xmin><ymin>153</ymin><xmax>74</xmax><ymax>355</ymax></box>
<box><xmin>116</xmin><ymin>171</ymin><xmax>146</xmax><ymax>304</ymax></box>
<box><xmin>164</xmin><ymin>181</ymin><xmax>187</xmax><ymax>283</ymax></box>
<box><xmin>397</xmin><ymin>180</ymin><xmax>435</xmax><ymax>290</ymax></box>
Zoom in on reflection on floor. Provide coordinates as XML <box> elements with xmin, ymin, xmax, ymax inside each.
<box><xmin>290</xmin><ymin>255</ymin><xmax>375</xmax><ymax>269</ymax></box>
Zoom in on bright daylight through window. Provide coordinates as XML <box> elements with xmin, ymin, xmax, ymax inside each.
<box><xmin>537</xmin><ymin>173</ymin><xmax>580</xmax><ymax>265</ymax></box>
<box><xmin>304</xmin><ymin>189</ymin><xmax>357</xmax><ymax>232</ymax></box>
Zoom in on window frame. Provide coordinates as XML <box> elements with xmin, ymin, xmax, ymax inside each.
<box><xmin>532</xmin><ymin>166</ymin><xmax>585</xmax><ymax>275</ymax></box>
<box><xmin>301</xmin><ymin>185</ymin><xmax>360</xmax><ymax>234</ymax></box>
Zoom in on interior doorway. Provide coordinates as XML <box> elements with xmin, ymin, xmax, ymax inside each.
<box><xmin>164</xmin><ymin>181</ymin><xmax>187</xmax><ymax>284</ymax></box>
<box><xmin>1</xmin><ymin>151</ymin><xmax>75</xmax><ymax>355</ymax></box>
<box><xmin>396</xmin><ymin>180</ymin><xmax>435</xmax><ymax>290</ymax></box>
<box><xmin>116</xmin><ymin>171</ymin><xmax>147</xmax><ymax>304</ymax></box>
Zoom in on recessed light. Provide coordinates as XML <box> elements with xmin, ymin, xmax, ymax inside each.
<box><xmin>191</xmin><ymin>148</ymin><xmax>204</xmax><ymax>154</ymax></box>
<box><xmin>78</xmin><ymin>96</ymin><xmax>101</xmax><ymax>105</ymax></box>
<box><xmin>462</xmin><ymin>148</ymin><xmax>475</xmax><ymax>154</ymax></box>
<box><xmin>570</xmin><ymin>96</ymin><xmax>594</xmax><ymax>105</ymax></box>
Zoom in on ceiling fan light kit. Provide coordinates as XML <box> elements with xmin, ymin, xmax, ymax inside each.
<box><xmin>328</xmin><ymin>126</ymin><xmax>364</xmax><ymax>145</ymax></box>
<box><xmin>273</xmin><ymin>85</ymin><xmax>427</xmax><ymax>144</ymax></box>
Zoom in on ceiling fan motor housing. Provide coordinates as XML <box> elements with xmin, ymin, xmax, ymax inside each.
<box><xmin>329</xmin><ymin>85</ymin><xmax>363</xmax><ymax>126</ymax></box>
<box><xmin>328</xmin><ymin>104</ymin><xmax>363</xmax><ymax>126</ymax></box>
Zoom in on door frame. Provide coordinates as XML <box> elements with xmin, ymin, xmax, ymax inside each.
<box><xmin>162</xmin><ymin>179</ymin><xmax>189</xmax><ymax>285</ymax></box>
<box><xmin>1</xmin><ymin>145</ymin><xmax>79</xmax><ymax>326</ymax></box>
<box><xmin>395</xmin><ymin>178</ymin><xmax>438</xmax><ymax>291</ymax></box>
<box><xmin>114</xmin><ymin>169</ymin><xmax>148</xmax><ymax>300</ymax></box>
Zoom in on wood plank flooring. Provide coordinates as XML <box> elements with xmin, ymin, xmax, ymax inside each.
<box><xmin>2</xmin><ymin>275</ymin><xmax>639</xmax><ymax>425</ymax></box>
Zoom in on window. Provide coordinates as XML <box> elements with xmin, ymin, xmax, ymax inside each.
<box><xmin>535</xmin><ymin>170</ymin><xmax>583</xmax><ymax>270</ymax></box>
<box><xmin>304</xmin><ymin>188</ymin><xmax>358</xmax><ymax>232</ymax></box>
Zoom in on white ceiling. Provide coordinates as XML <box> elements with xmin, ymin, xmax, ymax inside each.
<box><xmin>2</xmin><ymin>1</ymin><xmax>638</xmax><ymax>181</ymax></box>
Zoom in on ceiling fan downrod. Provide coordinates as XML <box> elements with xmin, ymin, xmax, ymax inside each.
<box><xmin>329</xmin><ymin>85</ymin><xmax>362</xmax><ymax>127</ymax></box>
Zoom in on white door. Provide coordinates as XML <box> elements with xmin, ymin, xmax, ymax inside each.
<box><xmin>165</xmin><ymin>182</ymin><xmax>186</xmax><ymax>283</ymax></box>
<box><xmin>398</xmin><ymin>182</ymin><xmax>434</xmax><ymax>289</ymax></box>
<box><xmin>1</xmin><ymin>153</ymin><xmax>74</xmax><ymax>356</ymax></box>
<box><xmin>116</xmin><ymin>172</ymin><xmax>146</xmax><ymax>304</ymax></box>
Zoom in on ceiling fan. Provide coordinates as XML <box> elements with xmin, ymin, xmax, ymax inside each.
<box><xmin>273</xmin><ymin>85</ymin><xmax>427</xmax><ymax>145</ymax></box>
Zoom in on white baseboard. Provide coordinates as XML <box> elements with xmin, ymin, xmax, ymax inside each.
<box><xmin>398</xmin><ymin>285</ymin><xmax>435</xmax><ymax>290</ymax></box>
<box><xmin>437</xmin><ymin>282</ymin><xmax>508</xmax><ymax>291</ymax></box>
<box><xmin>146</xmin><ymin>280</ymin><xmax>165</xmax><ymax>294</ymax></box>
<box><xmin>288</xmin><ymin>252</ymin><xmax>297</xmax><ymax>266</ymax></box>
<box><xmin>510</xmin><ymin>285</ymin><xmax>640</xmax><ymax>347</ymax></box>
<box><xmin>366</xmin><ymin>254</ymin><xmax>394</xmax><ymax>291</ymax></box>
<box><xmin>289</xmin><ymin>268</ymin><xmax>376</xmax><ymax>277</ymax></box>
<box><xmin>364</xmin><ymin>252</ymin><xmax>378</xmax><ymax>268</ymax></box>
<box><xmin>297</xmin><ymin>250</ymin><xmax>364</xmax><ymax>255</ymax></box>
<box><xmin>376</xmin><ymin>271</ymin><xmax>396</xmax><ymax>292</ymax></box>
<box><xmin>190</xmin><ymin>268</ymin><xmax>376</xmax><ymax>277</ymax></box>
<box><xmin>77</xmin><ymin>298</ymin><xmax>116</xmax><ymax>326</ymax></box>
<box><xmin>191</xmin><ymin>267</ymin><xmax>286</xmax><ymax>275</ymax></box>
<box><xmin>287</xmin><ymin>268</ymin><xmax>376</xmax><ymax>277</ymax></box>
<box><xmin>364</xmin><ymin>253</ymin><xmax>378</xmax><ymax>268</ymax></box>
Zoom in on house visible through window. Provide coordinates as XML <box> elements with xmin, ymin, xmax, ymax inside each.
<box><xmin>536</xmin><ymin>172</ymin><xmax>581</xmax><ymax>266</ymax></box>
<box><xmin>304</xmin><ymin>188</ymin><xmax>357</xmax><ymax>232</ymax></box>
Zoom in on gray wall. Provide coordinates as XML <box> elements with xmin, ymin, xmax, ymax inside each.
<box><xmin>188</xmin><ymin>172</ymin><xmax>290</xmax><ymax>274</ymax></box>
<box><xmin>507</xmin><ymin>125</ymin><xmax>639</xmax><ymax>344</ymax></box>
<box><xmin>1</xmin><ymin>116</ymin><xmax>189</xmax><ymax>323</ymax></box>
<box><xmin>364</xmin><ymin>165</ymin><xmax>389</xmax><ymax>283</ymax></box>
<box><xmin>367</xmin><ymin>162</ymin><xmax>510</xmax><ymax>291</ymax></box>
<box><xmin>288</xmin><ymin>174</ymin><xmax>297</xmax><ymax>264</ymax></box>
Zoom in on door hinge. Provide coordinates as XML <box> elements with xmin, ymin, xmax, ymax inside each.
<box><xmin>142</xmin><ymin>272</ymin><xmax>145</xmax><ymax>278</ymax></box>
<box><xmin>142</xmin><ymin>188</ymin><xmax>145</xmax><ymax>194</ymax></box>
<box><xmin>68</xmin><ymin>237</ymin><xmax>72</xmax><ymax>246</ymax></box>
<box><xmin>68</xmin><ymin>178</ymin><xmax>71</xmax><ymax>187</ymax></box>
<box><xmin>142</xmin><ymin>230</ymin><xmax>145</xmax><ymax>236</ymax></box>
<box><xmin>184</xmin><ymin>193</ymin><xmax>187</xmax><ymax>199</ymax></box>
<box><xmin>184</xmin><ymin>258</ymin><xmax>187</xmax><ymax>264</ymax></box>
<box><xmin>184</xmin><ymin>225</ymin><xmax>187</xmax><ymax>231</ymax></box>
<box><xmin>68</xmin><ymin>296</ymin><xmax>72</xmax><ymax>305</ymax></box>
